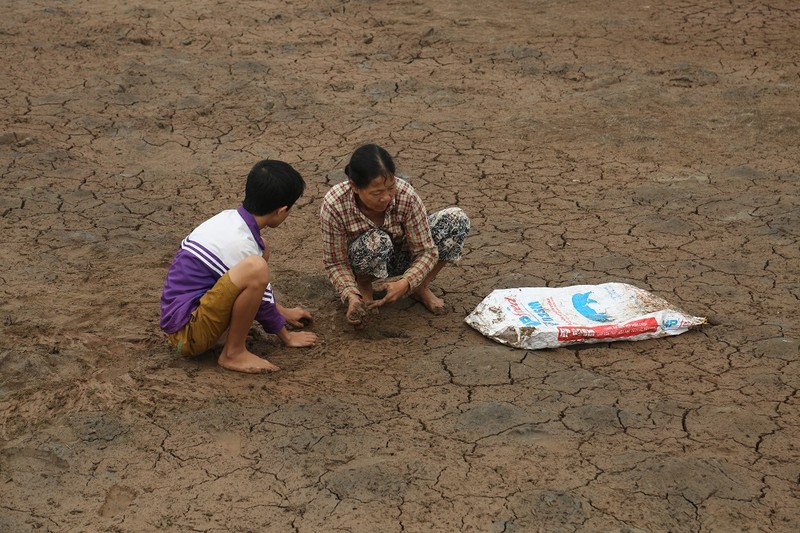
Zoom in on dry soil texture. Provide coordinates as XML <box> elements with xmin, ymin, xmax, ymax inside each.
<box><xmin>1</xmin><ymin>0</ymin><xmax>799</xmax><ymax>532</ymax></box>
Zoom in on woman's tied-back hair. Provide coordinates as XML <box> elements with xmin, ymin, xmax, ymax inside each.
<box><xmin>345</xmin><ymin>144</ymin><xmax>396</xmax><ymax>188</ymax></box>
<box><xmin>243</xmin><ymin>159</ymin><xmax>305</xmax><ymax>215</ymax></box>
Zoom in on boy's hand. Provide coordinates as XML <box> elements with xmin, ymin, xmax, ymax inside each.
<box><xmin>280</xmin><ymin>306</ymin><xmax>312</xmax><ymax>328</ymax></box>
<box><xmin>277</xmin><ymin>328</ymin><xmax>317</xmax><ymax>347</ymax></box>
<box><xmin>368</xmin><ymin>278</ymin><xmax>410</xmax><ymax>309</ymax></box>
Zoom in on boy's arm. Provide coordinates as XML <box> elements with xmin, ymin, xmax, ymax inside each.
<box><xmin>255</xmin><ymin>283</ymin><xmax>287</xmax><ymax>334</ymax></box>
<box><xmin>276</xmin><ymin>303</ymin><xmax>312</xmax><ymax>328</ymax></box>
<box><xmin>260</xmin><ymin>290</ymin><xmax>317</xmax><ymax>347</ymax></box>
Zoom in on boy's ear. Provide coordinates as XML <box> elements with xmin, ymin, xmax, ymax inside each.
<box><xmin>266</xmin><ymin>205</ymin><xmax>289</xmax><ymax>216</ymax></box>
<box><xmin>264</xmin><ymin>205</ymin><xmax>289</xmax><ymax>221</ymax></box>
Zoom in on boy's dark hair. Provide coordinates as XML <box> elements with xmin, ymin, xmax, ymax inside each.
<box><xmin>243</xmin><ymin>160</ymin><xmax>305</xmax><ymax>215</ymax></box>
<box><xmin>345</xmin><ymin>144</ymin><xmax>396</xmax><ymax>188</ymax></box>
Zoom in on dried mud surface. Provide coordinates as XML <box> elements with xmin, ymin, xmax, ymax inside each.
<box><xmin>1</xmin><ymin>1</ymin><xmax>799</xmax><ymax>531</ymax></box>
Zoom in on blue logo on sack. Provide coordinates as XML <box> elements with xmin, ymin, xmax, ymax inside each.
<box><xmin>527</xmin><ymin>301</ymin><xmax>555</xmax><ymax>324</ymax></box>
<box><xmin>572</xmin><ymin>292</ymin><xmax>613</xmax><ymax>323</ymax></box>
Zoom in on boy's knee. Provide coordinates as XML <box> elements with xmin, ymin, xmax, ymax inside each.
<box><xmin>231</xmin><ymin>255</ymin><xmax>270</xmax><ymax>288</ymax></box>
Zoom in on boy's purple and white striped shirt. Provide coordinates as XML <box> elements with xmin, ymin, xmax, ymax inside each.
<box><xmin>159</xmin><ymin>206</ymin><xmax>285</xmax><ymax>334</ymax></box>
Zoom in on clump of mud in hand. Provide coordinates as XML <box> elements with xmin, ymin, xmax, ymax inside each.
<box><xmin>347</xmin><ymin>299</ymin><xmax>369</xmax><ymax>328</ymax></box>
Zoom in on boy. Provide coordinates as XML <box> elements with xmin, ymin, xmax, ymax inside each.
<box><xmin>160</xmin><ymin>159</ymin><xmax>316</xmax><ymax>373</ymax></box>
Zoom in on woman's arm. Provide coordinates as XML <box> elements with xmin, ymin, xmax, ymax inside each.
<box><xmin>368</xmin><ymin>187</ymin><xmax>436</xmax><ymax>309</ymax></box>
<box><xmin>399</xmin><ymin>188</ymin><xmax>438</xmax><ymax>291</ymax></box>
<box><xmin>320</xmin><ymin>200</ymin><xmax>360</xmax><ymax>302</ymax></box>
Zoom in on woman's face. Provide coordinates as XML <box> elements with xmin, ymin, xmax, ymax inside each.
<box><xmin>352</xmin><ymin>174</ymin><xmax>397</xmax><ymax>213</ymax></box>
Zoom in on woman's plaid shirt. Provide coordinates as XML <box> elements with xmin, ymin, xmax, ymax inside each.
<box><xmin>320</xmin><ymin>177</ymin><xmax>438</xmax><ymax>301</ymax></box>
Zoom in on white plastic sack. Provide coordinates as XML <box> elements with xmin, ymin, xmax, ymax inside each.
<box><xmin>465</xmin><ymin>282</ymin><xmax>706</xmax><ymax>350</ymax></box>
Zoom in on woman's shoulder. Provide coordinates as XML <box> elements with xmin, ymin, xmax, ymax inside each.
<box><xmin>395</xmin><ymin>176</ymin><xmax>414</xmax><ymax>190</ymax></box>
<box><xmin>321</xmin><ymin>181</ymin><xmax>353</xmax><ymax>220</ymax></box>
<box><xmin>323</xmin><ymin>180</ymin><xmax>351</xmax><ymax>202</ymax></box>
<box><xmin>395</xmin><ymin>177</ymin><xmax>422</xmax><ymax>202</ymax></box>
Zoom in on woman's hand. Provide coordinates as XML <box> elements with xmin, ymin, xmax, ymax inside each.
<box><xmin>346</xmin><ymin>294</ymin><xmax>368</xmax><ymax>328</ymax></box>
<box><xmin>368</xmin><ymin>278</ymin><xmax>410</xmax><ymax>309</ymax></box>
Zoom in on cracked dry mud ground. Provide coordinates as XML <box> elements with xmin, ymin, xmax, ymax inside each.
<box><xmin>1</xmin><ymin>0</ymin><xmax>798</xmax><ymax>531</ymax></box>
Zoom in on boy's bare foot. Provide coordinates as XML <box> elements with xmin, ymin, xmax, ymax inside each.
<box><xmin>282</xmin><ymin>330</ymin><xmax>317</xmax><ymax>347</ymax></box>
<box><xmin>218</xmin><ymin>349</ymin><xmax>280</xmax><ymax>373</ymax></box>
<box><xmin>412</xmin><ymin>287</ymin><xmax>446</xmax><ymax>315</ymax></box>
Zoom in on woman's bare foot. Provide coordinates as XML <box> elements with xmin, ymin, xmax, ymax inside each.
<box><xmin>356</xmin><ymin>277</ymin><xmax>374</xmax><ymax>301</ymax></box>
<box><xmin>412</xmin><ymin>287</ymin><xmax>446</xmax><ymax>315</ymax></box>
<box><xmin>218</xmin><ymin>348</ymin><xmax>280</xmax><ymax>373</ymax></box>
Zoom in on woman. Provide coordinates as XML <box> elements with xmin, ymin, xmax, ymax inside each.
<box><xmin>320</xmin><ymin>144</ymin><xmax>470</xmax><ymax>327</ymax></box>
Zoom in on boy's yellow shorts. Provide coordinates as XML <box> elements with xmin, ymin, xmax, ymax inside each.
<box><xmin>167</xmin><ymin>272</ymin><xmax>242</xmax><ymax>357</ymax></box>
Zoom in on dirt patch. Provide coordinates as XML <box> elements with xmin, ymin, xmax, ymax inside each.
<box><xmin>1</xmin><ymin>0</ymin><xmax>798</xmax><ymax>531</ymax></box>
